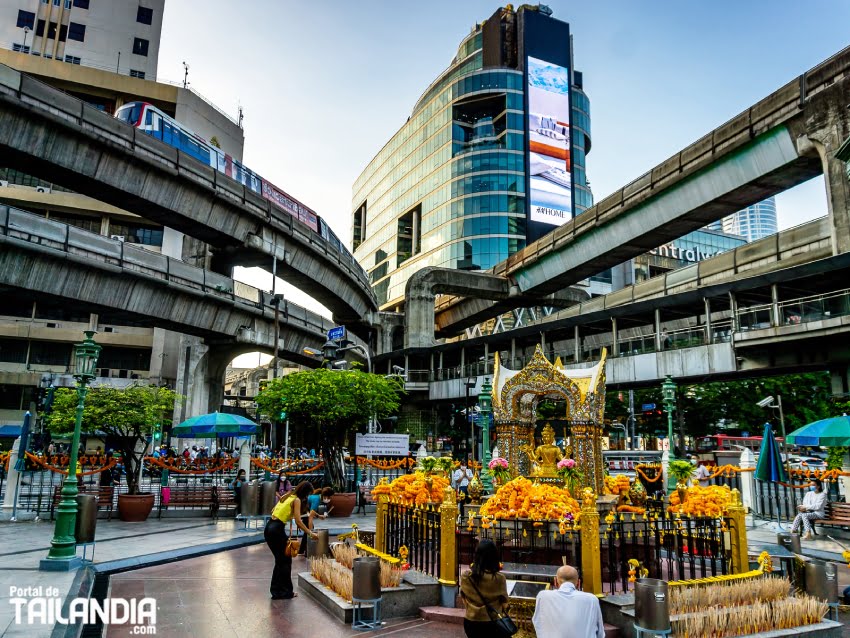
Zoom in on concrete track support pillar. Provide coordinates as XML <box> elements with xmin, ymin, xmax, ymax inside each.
<box><xmin>771</xmin><ymin>284</ymin><xmax>781</xmax><ymax>327</ymax></box>
<box><xmin>704</xmin><ymin>298</ymin><xmax>712</xmax><ymax>345</ymax></box>
<box><xmin>574</xmin><ymin>326</ymin><xmax>580</xmax><ymax>362</ymax></box>
<box><xmin>611</xmin><ymin>318</ymin><xmax>619</xmax><ymax>357</ymax></box>
<box><xmin>654</xmin><ymin>309</ymin><xmax>662</xmax><ymax>351</ymax></box>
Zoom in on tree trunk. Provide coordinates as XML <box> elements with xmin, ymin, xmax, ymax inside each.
<box><xmin>320</xmin><ymin>443</ymin><xmax>346</xmax><ymax>491</ymax></box>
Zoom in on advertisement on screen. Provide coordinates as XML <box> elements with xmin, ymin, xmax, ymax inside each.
<box><xmin>527</xmin><ymin>56</ymin><xmax>572</xmax><ymax>226</ymax></box>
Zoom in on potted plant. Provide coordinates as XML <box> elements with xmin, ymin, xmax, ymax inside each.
<box><xmin>668</xmin><ymin>460</ymin><xmax>695</xmax><ymax>503</ymax></box>
<box><xmin>488</xmin><ymin>457</ymin><xmax>511</xmax><ymax>487</ymax></box>
<box><xmin>256</xmin><ymin>368</ymin><xmax>403</xmax><ymax>517</ymax></box>
<box><xmin>45</xmin><ymin>385</ymin><xmax>178</xmax><ymax>522</ymax></box>
<box><xmin>556</xmin><ymin>458</ymin><xmax>583</xmax><ymax>497</ymax></box>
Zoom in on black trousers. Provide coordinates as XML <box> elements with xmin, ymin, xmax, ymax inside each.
<box><xmin>264</xmin><ymin>519</ymin><xmax>293</xmax><ymax>596</ymax></box>
<box><xmin>464</xmin><ymin>619</ymin><xmax>499</xmax><ymax>638</ymax></box>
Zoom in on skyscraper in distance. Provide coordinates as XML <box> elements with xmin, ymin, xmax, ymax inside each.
<box><xmin>352</xmin><ymin>4</ymin><xmax>592</xmax><ymax>310</ymax></box>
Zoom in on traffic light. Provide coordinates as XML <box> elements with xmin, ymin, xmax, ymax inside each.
<box><xmin>280</xmin><ymin>411</ymin><xmax>287</xmax><ymax>420</ymax></box>
<box><xmin>258</xmin><ymin>379</ymin><xmax>271</xmax><ymax>393</ymax></box>
<box><xmin>152</xmin><ymin>423</ymin><xmax>161</xmax><ymax>442</ymax></box>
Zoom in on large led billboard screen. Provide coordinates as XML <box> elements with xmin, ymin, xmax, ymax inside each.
<box><xmin>527</xmin><ymin>56</ymin><xmax>572</xmax><ymax>226</ymax></box>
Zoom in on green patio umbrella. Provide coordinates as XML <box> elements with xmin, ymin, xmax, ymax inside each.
<box><xmin>171</xmin><ymin>412</ymin><xmax>259</xmax><ymax>438</ymax></box>
<box><xmin>786</xmin><ymin>416</ymin><xmax>850</xmax><ymax>448</ymax></box>
<box><xmin>754</xmin><ymin>422</ymin><xmax>788</xmax><ymax>483</ymax></box>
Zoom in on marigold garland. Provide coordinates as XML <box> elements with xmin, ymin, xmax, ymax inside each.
<box><xmin>25</xmin><ymin>452</ymin><xmax>117</xmax><ymax>476</ymax></box>
<box><xmin>478</xmin><ymin>477</ymin><xmax>580</xmax><ymax>520</ymax></box>
<box><xmin>635</xmin><ymin>464</ymin><xmax>663</xmax><ymax>484</ymax></box>
<box><xmin>144</xmin><ymin>456</ymin><xmax>236</xmax><ymax>474</ymax></box>
<box><xmin>345</xmin><ymin>457</ymin><xmax>417</xmax><ymax>470</ymax></box>
<box><xmin>0</xmin><ymin>451</ymin><xmax>9</xmax><ymax>471</ymax></box>
<box><xmin>250</xmin><ymin>457</ymin><xmax>324</xmax><ymax>474</ymax></box>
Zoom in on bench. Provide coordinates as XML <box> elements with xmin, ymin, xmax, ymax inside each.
<box><xmin>814</xmin><ymin>501</ymin><xmax>850</xmax><ymax>532</ymax></box>
<box><xmin>158</xmin><ymin>485</ymin><xmax>236</xmax><ymax>518</ymax></box>
<box><xmin>51</xmin><ymin>485</ymin><xmax>114</xmax><ymax>520</ymax></box>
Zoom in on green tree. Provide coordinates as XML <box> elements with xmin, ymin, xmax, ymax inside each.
<box><xmin>256</xmin><ymin>368</ymin><xmax>403</xmax><ymax>490</ymax></box>
<box><xmin>45</xmin><ymin>385</ymin><xmax>178</xmax><ymax>495</ymax></box>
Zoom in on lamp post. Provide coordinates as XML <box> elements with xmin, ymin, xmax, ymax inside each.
<box><xmin>478</xmin><ymin>378</ymin><xmax>493</xmax><ymax>493</ymax></box>
<box><xmin>21</xmin><ymin>26</ymin><xmax>30</xmax><ymax>53</ymax></box>
<box><xmin>465</xmin><ymin>377</ymin><xmax>476</xmax><ymax>464</ymax></box>
<box><xmin>662</xmin><ymin>375</ymin><xmax>677</xmax><ymax>489</ymax></box>
<box><xmin>41</xmin><ymin>331</ymin><xmax>100</xmax><ymax>571</ymax></box>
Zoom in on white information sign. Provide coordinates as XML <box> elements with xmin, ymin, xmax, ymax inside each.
<box><xmin>355</xmin><ymin>433</ymin><xmax>409</xmax><ymax>457</ymax></box>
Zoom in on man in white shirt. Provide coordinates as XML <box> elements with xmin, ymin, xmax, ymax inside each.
<box><xmin>452</xmin><ymin>459</ymin><xmax>472</xmax><ymax>503</ymax></box>
<box><xmin>532</xmin><ymin>565</ymin><xmax>605</xmax><ymax>638</ymax></box>
<box><xmin>691</xmin><ymin>456</ymin><xmax>711</xmax><ymax>487</ymax></box>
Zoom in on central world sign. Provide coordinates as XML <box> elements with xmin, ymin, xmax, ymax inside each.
<box><xmin>649</xmin><ymin>243</ymin><xmax>726</xmax><ymax>263</ymax></box>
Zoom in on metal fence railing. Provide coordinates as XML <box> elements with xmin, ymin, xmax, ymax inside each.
<box><xmin>382</xmin><ymin>501</ymin><xmax>441</xmax><ymax>579</ymax></box>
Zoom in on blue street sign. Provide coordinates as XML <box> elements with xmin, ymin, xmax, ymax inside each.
<box><xmin>327</xmin><ymin>326</ymin><xmax>346</xmax><ymax>341</ymax></box>
<box><xmin>641</xmin><ymin>403</ymin><xmax>656</xmax><ymax>412</ymax></box>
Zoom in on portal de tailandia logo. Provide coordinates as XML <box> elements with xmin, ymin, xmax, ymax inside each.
<box><xmin>9</xmin><ymin>586</ymin><xmax>157</xmax><ymax>634</ymax></box>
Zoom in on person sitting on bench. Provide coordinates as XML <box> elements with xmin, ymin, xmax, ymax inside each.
<box><xmin>791</xmin><ymin>479</ymin><xmax>827</xmax><ymax>540</ymax></box>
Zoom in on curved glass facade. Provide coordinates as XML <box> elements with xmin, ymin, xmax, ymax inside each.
<box><xmin>720</xmin><ymin>197</ymin><xmax>778</xmax><ymax>243</ymax></box>
<box><xmin>352</xmin><ymin>7</ymin><xmax>592</xmax><ymax>310</ymax></box>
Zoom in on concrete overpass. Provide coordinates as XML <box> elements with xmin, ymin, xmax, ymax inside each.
<box><xmin>379</xmin><ymin>217</ymin><xmax>850</xmax><ymax>399</ymax></box>
<box><xmin>0</xmin><ymin>205</ymin><xmax>348</xmax><ymax>417</ymax></box>
<box><xmin>0</xmin><ymin>64</ymin><xmax>377</xmax><ymax>333</ymax></box>
<box><xmin>405</xmin><ymin>44</ymin><xmax>850</xmax><ymax>346</ymax></box>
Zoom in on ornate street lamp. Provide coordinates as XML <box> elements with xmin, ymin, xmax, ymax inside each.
<box><xmin>478</xmin><ymin>378</ymin><xmax>493</xmax><ymax>493</ymax></box>
<box><xmin>41</xmin><ymin>331</ymin><xmax>100</xmax><ymax>571</ymax></box>
<box><xmin>662</xmin><ymin>374</ymin><xmax>677</xmax><ymax>489</ymax></box>
<box><xmin>321</xmin><ymin>340</ymin><xmax>339</xmax><ymax>367</ymax></box>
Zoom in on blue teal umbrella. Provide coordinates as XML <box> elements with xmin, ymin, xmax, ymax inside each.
<box><xmin>786</xmin><ymin>416</ymin><xmax>850</xmax><ymax>448</ymax></box>
<box><xmin>171</xmin><ymin>412</ymin><xmax>259</xmax><ymax>438</ymax></box>
<box><xmin>754</xmin><ymin>422</ymin><xmax>787</xmax><ymax>483</ymax></box>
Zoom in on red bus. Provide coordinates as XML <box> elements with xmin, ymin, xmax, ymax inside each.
<box><xmin>695</xmin><ymin>434</ymin><xmax>783</xmax><ymax>465</ymax></box>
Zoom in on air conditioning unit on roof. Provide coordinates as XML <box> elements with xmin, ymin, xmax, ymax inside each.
<box><xmin>110</xmin><ymin>235</ymin><xmax>125</xmax><ymax>242</ymax></box>
<box><xmin>0</xmin><ymin>180</ymin><xmax>8</xmax><ymax>187</ymax></box>
<box><xmin>35</xmin><ymin>185</ymin><xmax>51</xmax><ymax>193</ymax></box>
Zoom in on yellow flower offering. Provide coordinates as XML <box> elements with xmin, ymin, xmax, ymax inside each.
<box><xmin>668</xmin><ymin>484</ymin><xmax>732</xmax><ymax>517</ymax></box>
<box><xmin>479</xmin><ymin>477</ymin><xmax>580</xmax><ymax>520</ymax></box>
<box><xmin>370</xmin><ymin>472</ymin><xmax>450</xmax><ymax>506</ymax></box>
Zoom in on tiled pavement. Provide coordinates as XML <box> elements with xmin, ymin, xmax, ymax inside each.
<box><xmin>3</xmin><ymin>512</ymin><xmax>850</xmax><ymax>636</ymax></box>
<box><xmin>106</xmin><ymin>544</ymin><xmax>465</xmax><ymax>638</ymax></box>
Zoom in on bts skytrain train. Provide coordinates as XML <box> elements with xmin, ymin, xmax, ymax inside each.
<box><xmin>114</xmin><ymin>101</ymin><xmax>355</xmax><ymax>265</ymax></box>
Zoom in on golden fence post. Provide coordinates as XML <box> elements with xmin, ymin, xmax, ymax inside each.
<box><xmin>439</xmin><ymin>485</ymin><xmax>459</xmax><ymax>587</ymax></box>
<box><xmin>579</xmin><ymin>487</ymin><xmax>602</xmax><ymax>595</ymax></box>
<box><xmin>727</xmin><ymin>488</ymin><xmax>749</xmax><ymax>574</ymax></box>
<box><xmin>375</xmin><ymin>482</ymin><xmax>389</xmax><ymax>554</ymax></box>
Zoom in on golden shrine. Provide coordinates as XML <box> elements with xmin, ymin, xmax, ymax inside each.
<box><xmin>492</xmin><ymin>344</ymin><xmax>607</xmax><ymax>493</ymax></box>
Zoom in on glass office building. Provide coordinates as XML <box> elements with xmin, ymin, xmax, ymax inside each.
<box><xmin>705</xmin><ymin>197</ymin><xmax>778</xmax><ymax>243</ymax></box>
<box><xmin>352</xmin><ymin>5</ymin><xmax>592</xmax><ymax>310</ymax></box>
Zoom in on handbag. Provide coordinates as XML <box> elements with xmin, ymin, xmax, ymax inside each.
<box><xmin>468</xmin><ymin>576</ymin><xmax>518</xmax><ymax>637</ymax></box>
<box><xmin>284</xmin><ymin>520</ymin><xmax>300</xmax><ymax>558</ymax></box>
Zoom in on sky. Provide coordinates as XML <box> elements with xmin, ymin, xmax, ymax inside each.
<box><xmin>156</xmin><ymin>1</ymin><xmax>850</xmax><ymax>365</ymax></box>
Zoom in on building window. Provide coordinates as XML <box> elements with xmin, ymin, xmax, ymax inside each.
<box><xmin>35</xmin><ymin>19</ymin><xmax>45</xmax><ymax>36</ymax></box>
<box><xmin>12</xmin><ymin>44</ymin><xmax>31</xmax><ymax>53</ymax></box>
<box><xmin>16</xmin><ymin>10</ymin><xmax>35</xmax><ymax>29</ymax></box>
<box><xmin>353</xmin><ymin>201</ymin><xmax>366</xmax><ymax>250</ymax></box>
<box><xmin>65</xmin><ymin>0</ymin><xmax>72</xmax><ymax>8</ymax></box>
<box><xmin>396</xmin><ymin>204</ymin><xmax>422</xmax><ymax>267</ymax></box>
<box><xmin>67</xmin><ymin>22</ymin><xmax>86</xmax><ymax>41</ymax></box>
<box><xmin>129</xmin><ymin>69</ymin><xmax>145</xmax><ymax>79</ymax></box>
<box><xmin>73</xmin><ymin>0</ymin><xmax>90</xmax><ymax>8</ymax></box>
<box><xmin>53</xmin><ymin>0</ymin><xmax>60</xmax><ymax>5</ymax></box>
<box><xmin>64</xmin><ymin>55</ymin><xmax>81</xmax><ymax>64</ymax></box>
<box><xmin>132</xmin><ymin>37</ymin><xmax>149</xmax><ymax>56</ymax></box>
<box><xmin>136</xmin><ymin>6</ymin><xmax>153</xmax><ymax>25</ymax></box>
